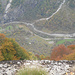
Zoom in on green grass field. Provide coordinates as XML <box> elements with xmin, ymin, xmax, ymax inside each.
<box><xmin>56</xmin><ymin>39</ymin><xmax>75</xmax><ymax>45</ymax></box>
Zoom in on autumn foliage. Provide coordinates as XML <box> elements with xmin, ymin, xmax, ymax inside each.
<box><xmin>0</xmin><ymin>51</ymin><xmax>4</xmax><ymax>61</ymax></box>
<box><xmin>0</xmin><ymin>33</ymin><xmax>30</xmax><ymax>61</ymax></box>
<box><xmin>50</xmin><ymin>44</ymin><xmax>75</xmax><ymax>61</ymax></box>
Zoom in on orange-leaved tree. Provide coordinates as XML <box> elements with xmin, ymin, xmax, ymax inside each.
<box><xmin>0</xmin><ymin>33</ymin><xmax>6</xmax><ymax>45</ymax></box>
<box><xmin>10</xmin><ymin>39</ymin><xmax>30</xmax><ymax>60</ymax></box>
<box><xmin>1</xmin><ymin>42</ymin><xmax>16</xmax><ymax>60</ymax></box>
<box><xmin>50</xmin><ymin>44</ymin><xmax>70</xmax><ymax>61</ymax></box>
<box><xmin>0</xmin><ymin>51</ymin><xmax>4</xmax><ymax>61</ymax></box>
<box><xmin>0</xmin><ymin>33</ymin><xmax>30</xmax><ymax>61</ymax></box>
<box><xmin>67</xmin><ymin>45</ymin><xmax>75</xmax><ymax>51</ymax></box>
<box><xmin>62</xmin><ymin>45</ymin><xmax>75</xmax><ymax>60</ymax></box>
<box><xmin>61</xmin><ymin>51</ymin><xmax>75</xmax><ymax>60</ymax></box>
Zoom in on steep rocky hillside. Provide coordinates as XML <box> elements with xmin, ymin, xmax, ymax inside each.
<box><xmin>0</xmin><ymin>0</ymin><xmax>63</xmax><ymax>23</ymax></box>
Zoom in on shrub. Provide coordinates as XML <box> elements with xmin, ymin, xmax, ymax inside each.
<box><xmin>16</xmin><ymin>67</ymin><xmax>47</xmax><ymax>75</ymax></box>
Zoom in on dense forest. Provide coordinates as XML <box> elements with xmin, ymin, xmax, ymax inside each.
<box><xmin>5</xmin><ymin>0</ymin><xmax>63</xmax><ymax>21</ymax></box>
<box><xmin>34</xmin><ymin>0</ymin><xmax>75</xmax><ymax>33</ymax></box>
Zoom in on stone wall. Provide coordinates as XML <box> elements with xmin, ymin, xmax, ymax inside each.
<box><xmin>0</xmin><ymin>60</ymin><xmax>75</xmax><ymax>75</ymax></box>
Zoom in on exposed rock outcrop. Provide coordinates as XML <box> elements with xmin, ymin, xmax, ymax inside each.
<box><xmin>0</xmin><ymin>60</ymin><xmax>75</xmax><ymax>75</ymax></box>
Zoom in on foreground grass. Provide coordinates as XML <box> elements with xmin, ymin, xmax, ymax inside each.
<box><xmin>16</xmin><ymin>67</ymin><xmax>47</xmax><ymax>75</ymax></box>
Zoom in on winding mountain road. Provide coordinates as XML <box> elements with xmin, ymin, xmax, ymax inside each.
<box><xmin>33</xmin><ymin>0</ymin><xmax>65</xmax><ymax>23</ymax></box>
<box><xmin>3</xmin><ymin>0</ymin><xmax>75</xmax><ymax>38</ymax></box>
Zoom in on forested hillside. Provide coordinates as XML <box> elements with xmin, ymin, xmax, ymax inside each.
<box><xmin>35</xmin><ymin>0</ymin><xmax>75</xmax><ymax>33</ymax></box>
<box><xmin>0</xmin><ymin>0</ymin><xmax>8</xmax><ymax>14</ymax></box>
<box><xmin>11</xmin><ymin>0</ymin><xmax>63</xmax><ymax>21</ymax></box>
<box><xmin>0</xmin><ymin>0</ymin><xmax>75</xmax><ymax>60</ymax></box>
<box><xmin>0</xmin><ymin>33</ymin><xmax>38</xmax><ymax>61</ymax></box>
<box><xmin>0</xmin><ymin>33</ymin><xmax>30</xmax><ymax>61</ymax></box>
<box><xmin>0</xmin><ymin>0</ymin><xmax>75</xmax><ymax>33</ymax></box>
<box><xmin>0</xmin><ymin>0</ymin><xmax>63</xmax><ymax>23</ymax></box>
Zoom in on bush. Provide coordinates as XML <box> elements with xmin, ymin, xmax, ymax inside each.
<box><xmin>16</xmin><ymin>67</ymin><xmax>47</xmax><ymax>75</ymax></box>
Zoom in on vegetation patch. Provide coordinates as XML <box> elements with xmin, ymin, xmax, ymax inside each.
<box><xmin>50</xmin><ymin>44</ymin><xmax>75</xmax><ymax>61</ymax></box>
<box><xmin>0</xmin><ymin>2</ymin><xmax>4</xmax><ymax>13</ymax></box>
<box><xmin>56</xmin><ymin>39</ymin><xmax>75</xmax><ymax>45</ymax></box>
<box><xmin>6</xmin><ymin>26</ymin><xmax>13</xmax><ymax>30</ymax></box>
<box><xmin>35</xmin><ymin>0</ymin><xmax>75</xmax><ymax>34</ymax></box>
<box><xmin>16</xmin><ymin>67</ymin><xmax>47</xmax><ymax>75</ymax></box>
<box><xmin>0</xmin><ymin>24</ymin><xmax>52</xmax><ymax>56</ymax></box>
<box><xmin>0</xmin><ymin>33</ymin><xmax>37</xmax><ymax>61</ymax></box>
<box><xmin>0</xmin><ymin>27</ymin><xmax>2</xmax><ymax>30</ymax></box>
<box><xmin>11</xmin><ymin>0</ymin><xmax>63</xmax><ymax>21</ymax></box>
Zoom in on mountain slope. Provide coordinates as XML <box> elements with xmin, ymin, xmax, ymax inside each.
<box><xmin>0</xmin><ymin>0</ymin><xmax>8</xmax><ymax>22</ymax></box>
<box><xmin>0</xmin><ymin>0</ymin><xmax>75</xmax><ymax>56</ymax></box>
<box><xmin>34</xmin><ymin>0</ymin><xmax>75</xmax><ymax>33</ymax></box>
<box><xmin>0</xmin><ymin>0</ymin><xmax>63</xmax><ymax>23</ymax></box>
<box><xmin>0</xmin><ymin>23</ymin><xmax>52</xmax><ymax>56</ymax></box>
<box><xmin>0</xmin><ymin>0</ymin><xmax>74</xmax><ymax>34</ymax></box>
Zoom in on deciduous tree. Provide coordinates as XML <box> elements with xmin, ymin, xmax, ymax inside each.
<box><xmin>50</xmin><ymin>45</ymin><xmax>70</xmax><ymax>61</ymax></box>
